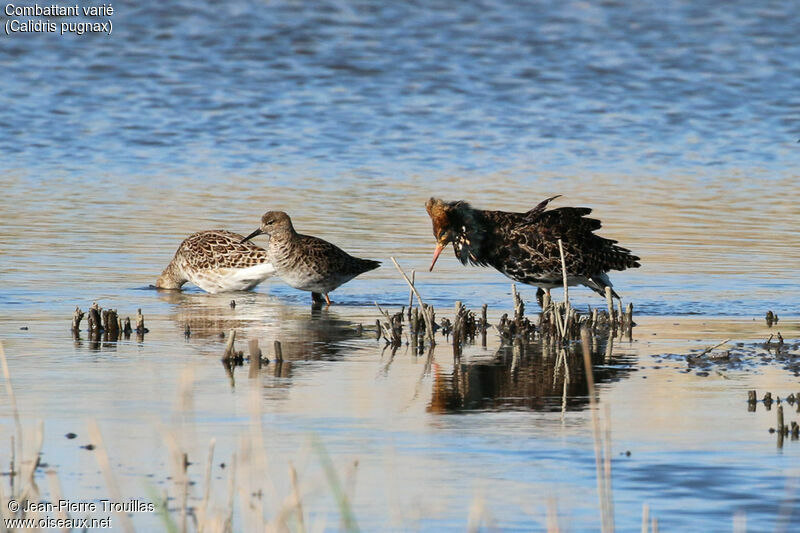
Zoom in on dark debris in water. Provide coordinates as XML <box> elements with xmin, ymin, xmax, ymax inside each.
<box><xmin>747</xmin><ymin>391</ymin><xmax>800</xmax><ymax>447</ymax></box>
<box><xmin>765</xmin><ymin>310</ymin><xmax>779</xmax><ymax>327</ymax></box>
<box><xmin>657</xmin><ymin>336</ymin><xmax>800</xmax><ymax>376</ymax></box>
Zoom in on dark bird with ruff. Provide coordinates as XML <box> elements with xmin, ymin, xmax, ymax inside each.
<box><xmin>242</xmin><ymin>211</ymin><xmax>380</xmax><ymax>305</ymax></box>
<box><xmin>425</xmin><ymin>196</ymin><xmax>640</xmax><ymax>301</ymax></box>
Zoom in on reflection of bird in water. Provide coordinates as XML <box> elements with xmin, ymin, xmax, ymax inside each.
<box><xmin>157</xmin><ymin>289</ymin><xmax>364</xmax><ymax>366</ymax></box>
<box><xmin>427</xmin><ymin>337</ymin><xmax>630</xmax><ymax>414</ymax></box>
<box><xmin>156</xmin><ymin>230</ymin><xmax>275</xmax><ymax>293</ymax></box>
<box><xmin>242</xmin><ymin>211</ymin><xmax>380</xmax><ymax>305</ymax></box>
<box><xmin>425</xmin><ymin>197</ymin><xmax>640</xmax><ymax>302</ymax></box>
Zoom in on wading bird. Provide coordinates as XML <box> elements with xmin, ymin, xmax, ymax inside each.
<box><xmin>425</xmin><ymin>196</ymin><xmax>639</xmax><ymax>303</ymax></box>
<box><xmin>156</xmin><ymin>230</ymin><xmax>275</xmax><ymax>293</ymax></box>
<box><xmin>242</xmin><ymin>211</ymin><xmax>380</xmax><ymax>305</ymax></box>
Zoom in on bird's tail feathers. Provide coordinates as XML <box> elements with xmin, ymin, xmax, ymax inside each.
<box><xmin>585</xmin><ymin>273</ymin><xmax>621</xmax><ymax>299</ymax></box>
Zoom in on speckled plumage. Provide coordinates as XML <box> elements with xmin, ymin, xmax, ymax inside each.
<box><xmin>426</xmin><ymin>197</ymin><xmax>640</xmax><ymax>298</ymax></box>
<box><xmin>156</xmin><ymin>230</ymin><xmax>276</xmax><ymax>293</ymax></box>
<box><xmin>242</xmin><ymin>211</ymin><xmax>380</xmax><ymax>305</ymax></box>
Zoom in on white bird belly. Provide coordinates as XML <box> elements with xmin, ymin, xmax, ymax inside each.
<box><xmin>188</xmin><ymin>263</ymin><xmax>276</xmax><ymax>293</ymax></box>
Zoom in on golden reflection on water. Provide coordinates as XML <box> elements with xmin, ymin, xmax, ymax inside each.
<box><xmin>2</xmin><ymin>170</ymin><xmax>799</xmax><ymax>297</ymax></box>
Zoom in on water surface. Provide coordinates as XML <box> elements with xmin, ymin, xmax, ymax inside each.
<box><xmin>1</xmin><ymin>1</ymin><xmax>799</xmax><ymax>530</ymax></box>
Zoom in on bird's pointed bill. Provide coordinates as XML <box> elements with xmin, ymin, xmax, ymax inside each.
<box><xmin>241</xmin><ymin>229</ymin><xmax>263</xmax><ymax>243</ymax></box>
<box><xmin>429</xmin><ymin>244</ymin><xmax>445</xmax><ymax>271</ymax></box>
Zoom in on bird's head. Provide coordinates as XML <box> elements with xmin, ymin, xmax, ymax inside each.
<box><xmin>425</xmin><ymin>197</ymin><xmax>461</xmax><ymax>271</ymax></box>
<box><xmin>241</xmin><ymin>211</ymin><xmax>294</xmax><ymax>243</ymax></box>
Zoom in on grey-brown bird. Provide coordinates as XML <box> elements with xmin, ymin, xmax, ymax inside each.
<box><xmin>425</xmin><ymin>196</ymin><xmax>640</xmax><ymax>301</ymax></box>
<box><xmin>242</xmin><ymin>211</ymin><xmax>380</xmax><ymax>305</ymax></box>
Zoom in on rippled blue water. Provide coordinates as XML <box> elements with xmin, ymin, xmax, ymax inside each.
<box><xmin>2</xmin><ymin>1</ymin><xmax>799</xmax><ymax>176</ymax></box>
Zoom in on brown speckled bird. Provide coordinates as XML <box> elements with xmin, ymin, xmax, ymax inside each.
<box><xmin>425</xmin><ymin>196</ymin><xmax>640</xmax><ymax>300</ymax></box>
<box><xmin>156</xmin><ymin>230</ymin><xmax>276</xmax><ymax>293</ymax></box>
<box><xmin>242</xmin><ymin>211</ymin><xmax>380</xmax><ymax>305</ymax></box>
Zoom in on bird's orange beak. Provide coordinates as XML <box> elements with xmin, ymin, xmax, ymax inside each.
<box><xmin>429</xmin><ymin>243</ymin><xmax>445</xmax><ymax>271</ymax></box>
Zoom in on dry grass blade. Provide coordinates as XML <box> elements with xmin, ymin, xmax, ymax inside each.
<box><xmin>197</xmin><ymin>438</ymin><xmax>216</xmax><ymax>533</ymax></box>
<box><xmin>557</xmin><ymin>239</ymin><xmax>569</xmax><ymax>305</ymax></box>
<box><xmin>87</xmin><ymin>420</ymin><xmax>136</xmax><ymax>533</ymax></box>
<box><xmin>408</xmin><ymin>269</ymin><xmax>415</xmax><ymax>311</ymax></box>
<box><xmin>603</xmin><ymin>402</ymin><xmax>615</xmax><ymax>528</ymax></box>
<box><xmin>465</xmin><ymin>493</ymin><xmax>486</xmax><ymax>533</ymax></box>
<box><xmin>312</xmin><ymin>438</ymin><xmax>359</xmax><ymax>532</ymax></box>
<box><xmin>581</xmin><ymin>326</ymin><xmax>614</xmax><ymax>533</ymax></box>
<box><xmin>546</xmin><ymin>497</ymin><xmax>561</xmax><ymax>533</ymax></box>
<box><xmin>0</xmin><ymin>343</ymin><xmax>23</xmax><ymax>467</ymax></box>
<box><xmin>556</xmin><ymin>239</ymin><xmax>573</xmax><ymax>339</ymax></box>
<box><xmin>774</xmin><ymin>475</ymin><xmax>798</xmax><ymax>533</ymax></box>
<box><xmin>289</xmin><ymin>462</ymin><xmax>306</xmax><ymax>533</ymax></box>
<box><xmin>19</xmin><ymin>421</ymin><xmax>44</xmax><ymax>502</ymax></box>
<box><xmin>641</xmin><ymin>503</ymin><xmax>649</xmax><ymax>533</ymax></box>
<box><xmin>225</xmin><ymin>453</ymin><xmax>236</xmax><ymax>533</ymax></box>
<box><xmin>46</xmin><ymin>469</ymin><xmax>70</xmax><ymax>532</ymax></box>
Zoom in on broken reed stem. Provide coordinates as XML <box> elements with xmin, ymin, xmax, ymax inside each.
<box><xmin>71</xmin><ymin>306</ymin><xmax>84</xmax><ymax>332</ymax></box>
<box><xmin>135</xmin><ymin>308</ymin><xmax>145</xmax><ymax>333</ymax></box>
<box><xmin>696</xmin><ymin>339</ymin><xmax>732</xmax><ymax>357</ymax></box>
<box><xmin>625</xmin><ymin>303</ymin><xmax>633</xmax><ymax>338</ymax></box>
<box><xmin>553</xmin><ymin>304</ymin><xmax>565</xmax><ymax>339</ymax></box>
<box><xmin>391</xmin><ymin>257</ymin><xmax>435</xmax><ymax>345</ymax></box>
<box><xmin>557</xmin><ymin>239</ymin><xmax>569</xmax><ymax>305</ymax></box>
<box><xmin>481</xmin><ymin>304</ymin><xmax>488</xmax><ymax>347</ymax></box>
<box><xmin>556</xmin><ymin>239</ymin><xmax>573</xmax><ymax>340</ymax></box>
<box><xmin>374</xmin><ymin>302</ymin><xmax>392</xmax><ymax>322</ymax></box>
<box><xmin>223</xmin><ymin>329</ymin><xmax>236</xmax><ymax>360</ymax></box>
<box><xmin>274</xmin><ymin>340</ymin><xmax>283</xmax><ymax>362</ymax></box>
<box><xmin>248</xmin><ymin>339</ymin><xmax>261</xmax><ymax>378</ymax></box>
